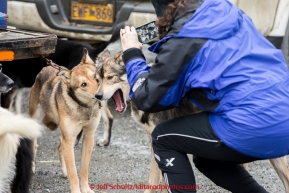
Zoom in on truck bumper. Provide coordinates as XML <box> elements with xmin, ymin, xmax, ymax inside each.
<box><xmin>7</xmin><ymin>1</ymin><xmax>156</xmax><ymax>42</ymax></box>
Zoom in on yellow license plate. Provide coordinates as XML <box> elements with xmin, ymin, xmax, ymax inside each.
<box><xmin>71</xmin><ymin>2</ymin><xmax>113</xmax><ymax>23</ymax></box>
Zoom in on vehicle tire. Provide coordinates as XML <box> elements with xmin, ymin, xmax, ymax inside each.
<box><xmin>281</xmin><ymin>18</ymin><xmax>289</xmax><ymax>68</ymax></box>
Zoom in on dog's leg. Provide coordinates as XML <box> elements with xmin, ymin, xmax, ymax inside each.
<box><xmin>145</xmin><ymin>142</ymin><xmax>165</xmax><ymax>193</ymax></box>
<box><xmin>61</xmin><ymin>133</ymin><xmax>81</xmax><ymax>193</ymax></box>
<box><xmin>96</xmin><ymin>100</ymin><xmax>113</xmax><ymax>146</ymax></box>
<box><xmin>29</xmin><ymin>79</ymin><xmax>41</xmax><ymax>120</ymax></box>
<box><xmin>75</xmin><ymin>130</ymin><xmax>83</xmax><ymax>146</ymax></box>
<box><xmin>58</xmin><ymin>137</ymin><xmax>68</xmax><ymax>177</ymax></box>
<box><xmin>161</xmin><ymin>176</ymin><xmax>169</xmax><ymax>193</ymax></box>
<box><xmin>79</xmin><ymin>129</ymin><xmax>95</xmax><ymax>193</ymax></box>
<box><xmin>269</xmin><ymin>156</ymin><xmax>289</xmax><ymax>193</ymax></box>
<box><xmin>13</xmin><ymin>88</ymin><xmax>23</xmax><ymax>114</ymax></box>
<box><xmin>31</xmin><ymin>138</ymin><xmax>38</xmax><ymax>174</ymax></box>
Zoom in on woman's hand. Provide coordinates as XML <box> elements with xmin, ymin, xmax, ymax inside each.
<box><xmin>120</xmin><ymin>26</ymin><xmax>143</xmax><ymax>52</ymax></box>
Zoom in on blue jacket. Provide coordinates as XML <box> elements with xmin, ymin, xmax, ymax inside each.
<box><xmin>122</xmin><ymin>0</ymin><xmax>289</xmax><ymax>159</ymax></box>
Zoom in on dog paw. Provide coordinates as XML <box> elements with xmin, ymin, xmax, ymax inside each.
<box><xmin>96</xmin><ymin>138</ymin><xmax>110</xmax><ymax>146</ymax></box>
<box><xmin>144</xmin><ymin>190</ymin><xmax>154</xmax><ymax>193</ymax></box>
<box><xmin>61</xmin><ymin>170</ymin><xmax>67</xmax><ymax>178</ymax></box>
<box><xmin>71</xmin><ymin>191</ymin><xmax>81</xmax><ymax>193</ymax></box>
<box><xmin>61</xmin><ymin>174</ymin><xmax>67</xmax><ymax>178</ymax></box>
<box><xmin>80</xmin><ymin>187</ymin><xmax>94</xmax><ymax>193</ymax></box>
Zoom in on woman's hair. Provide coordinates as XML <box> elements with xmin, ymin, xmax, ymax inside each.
<box><xmin>155</xmin><ymin>0</ymin><xmax>197</xmax><ymax>39</ymax></box>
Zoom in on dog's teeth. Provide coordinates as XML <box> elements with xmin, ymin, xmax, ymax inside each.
<box><xmin>121</xmin><ymin>103</ymin><xmax>125</xmax><ymax>108</ymax></box>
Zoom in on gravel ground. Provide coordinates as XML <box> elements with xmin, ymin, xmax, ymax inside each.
<box><xmin>16</xmin><ymin>88</ymin><xmax>288</xmax><ymax>193</ymax></box>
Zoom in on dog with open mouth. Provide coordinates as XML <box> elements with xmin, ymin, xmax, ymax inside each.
<box><xmin>96</xmin><ymin>50</ymin><xmax>128</xmax><ymax>114</ymax></box>
<box><xmin>95</xmin><ymin>49</ymin><xmax>289</xmax><ymax>193</ymax></box>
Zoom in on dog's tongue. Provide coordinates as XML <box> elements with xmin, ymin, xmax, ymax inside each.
<box><xmin>112</xmin><ymin>90</ymin><xmax>124</xmax><ymax>112</ymax></box>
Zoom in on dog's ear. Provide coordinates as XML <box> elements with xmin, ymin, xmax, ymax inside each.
<box><xmin>114</xmin><ymin>51</ymin><xmax>124</xmax><ymax>67</ymax></box>
<box><xmin>81</xmin><ymin>48</ymin><xmax>95</xmax><ymax>66</ymax></box>
<box><xmin>57</xmin><ymin>69</ymin><xmax>71</xmax><ymax>84</ymax></box>
<box><xmin>98</xmin><ymin>49</ymin><xmax>111</xmax><ymax>63</ymax></box>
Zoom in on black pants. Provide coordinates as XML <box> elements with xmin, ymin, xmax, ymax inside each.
<box><xmin>151</xmin><ymin>112</ymin><xmax>268</xmax><ymax>193</ymax></box>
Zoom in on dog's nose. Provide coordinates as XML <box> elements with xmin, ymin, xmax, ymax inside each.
<box><xmin>95</xmin><ymin>92</ymin><xmax>103</xmax><ymax>100</ymax></box>
<box><xmin>8</xmin><ymin>79</ymin><xmax>14</xmax><ymax>88</ymax></box>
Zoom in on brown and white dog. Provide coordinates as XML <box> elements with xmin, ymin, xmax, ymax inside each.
<box><xmin>95</xmin><ymin>49</ymin><xmax>289</xmax><ymax>193</ymax></box>
<box><xmin>0</xmin><ymin>63</ymin><xmax>43</xmax><ymax>193</ymax></box>
<box><xmin>28</xmin><ymin>49</ymin><xmax>103</xmax><ymax>193</ymax></box>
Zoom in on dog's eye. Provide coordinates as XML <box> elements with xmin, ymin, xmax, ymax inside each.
<box><xmin>81</xmin><ymin>83</ymin><xmax>87</xmax><ymax>87</ymax></box>
<box><xmin>107</xmin><ymin>76</ymin><xmax>114</xmax><ymax>80</ymax></box>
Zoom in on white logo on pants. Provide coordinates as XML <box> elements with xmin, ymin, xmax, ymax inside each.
<box><xmin>166</xmin><ymin>158</ymin><xmax>175</xmax><ymax>167</ymax></box>
<box><xmin>154</xmin><ymin>153</ymin><xmax>160</xmax><ymax>161</ymax></box>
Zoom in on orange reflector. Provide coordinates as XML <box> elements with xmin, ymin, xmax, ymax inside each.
<box><xmin>0</xmin><ymin>51</ymin><xmax>15</xmax><ymax>61</ymax></box>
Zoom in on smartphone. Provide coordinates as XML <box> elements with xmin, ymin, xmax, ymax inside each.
<box><xmin>135</xmin><ymin>21</ymin><xmax>159</xmax><ymax>44</ymax></box>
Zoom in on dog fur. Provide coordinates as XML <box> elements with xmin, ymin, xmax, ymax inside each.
<box><xmin>28</xmin><ymin>49</ymin><xmax>103</xmax><ymax>193</ymax></box>
<box><xmin>96</xmin><ymin>48</ymin><xmax>289</xmax><ymax>193</ymax></box>
<box><xmin>10</xmin><ymin>137</ymin><xmax>34</xmax><ymax>193</ymax></box>
<box><xmin>0</xmin><ymin>65</ymin><xmax>43</xmax><ymax>193</ymax></box>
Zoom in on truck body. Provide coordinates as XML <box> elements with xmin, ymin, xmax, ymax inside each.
<box><xmin>2</xmin><ymin>0</ymin><xmax>289</xmax><ymax>64</ymax></box>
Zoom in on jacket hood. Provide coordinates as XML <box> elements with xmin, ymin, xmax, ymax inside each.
<box><xmin>149</xmin><ymin>0</ymin><xmax>243</xmax><ymax>53</ymax></box>
<box><xmin>150</xmin><ymin>0</ymin><xmax>175</xmax><ymax>17</ymax></box>
<box><xmin>176</xmin><ymin>0</ymin><xmax>243</xmax><ymax>40</ymax></box>
<box><xmin>151</xmin><ymin>0</ymin><xmax>204</xmax><ymax>17</ymax></box>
